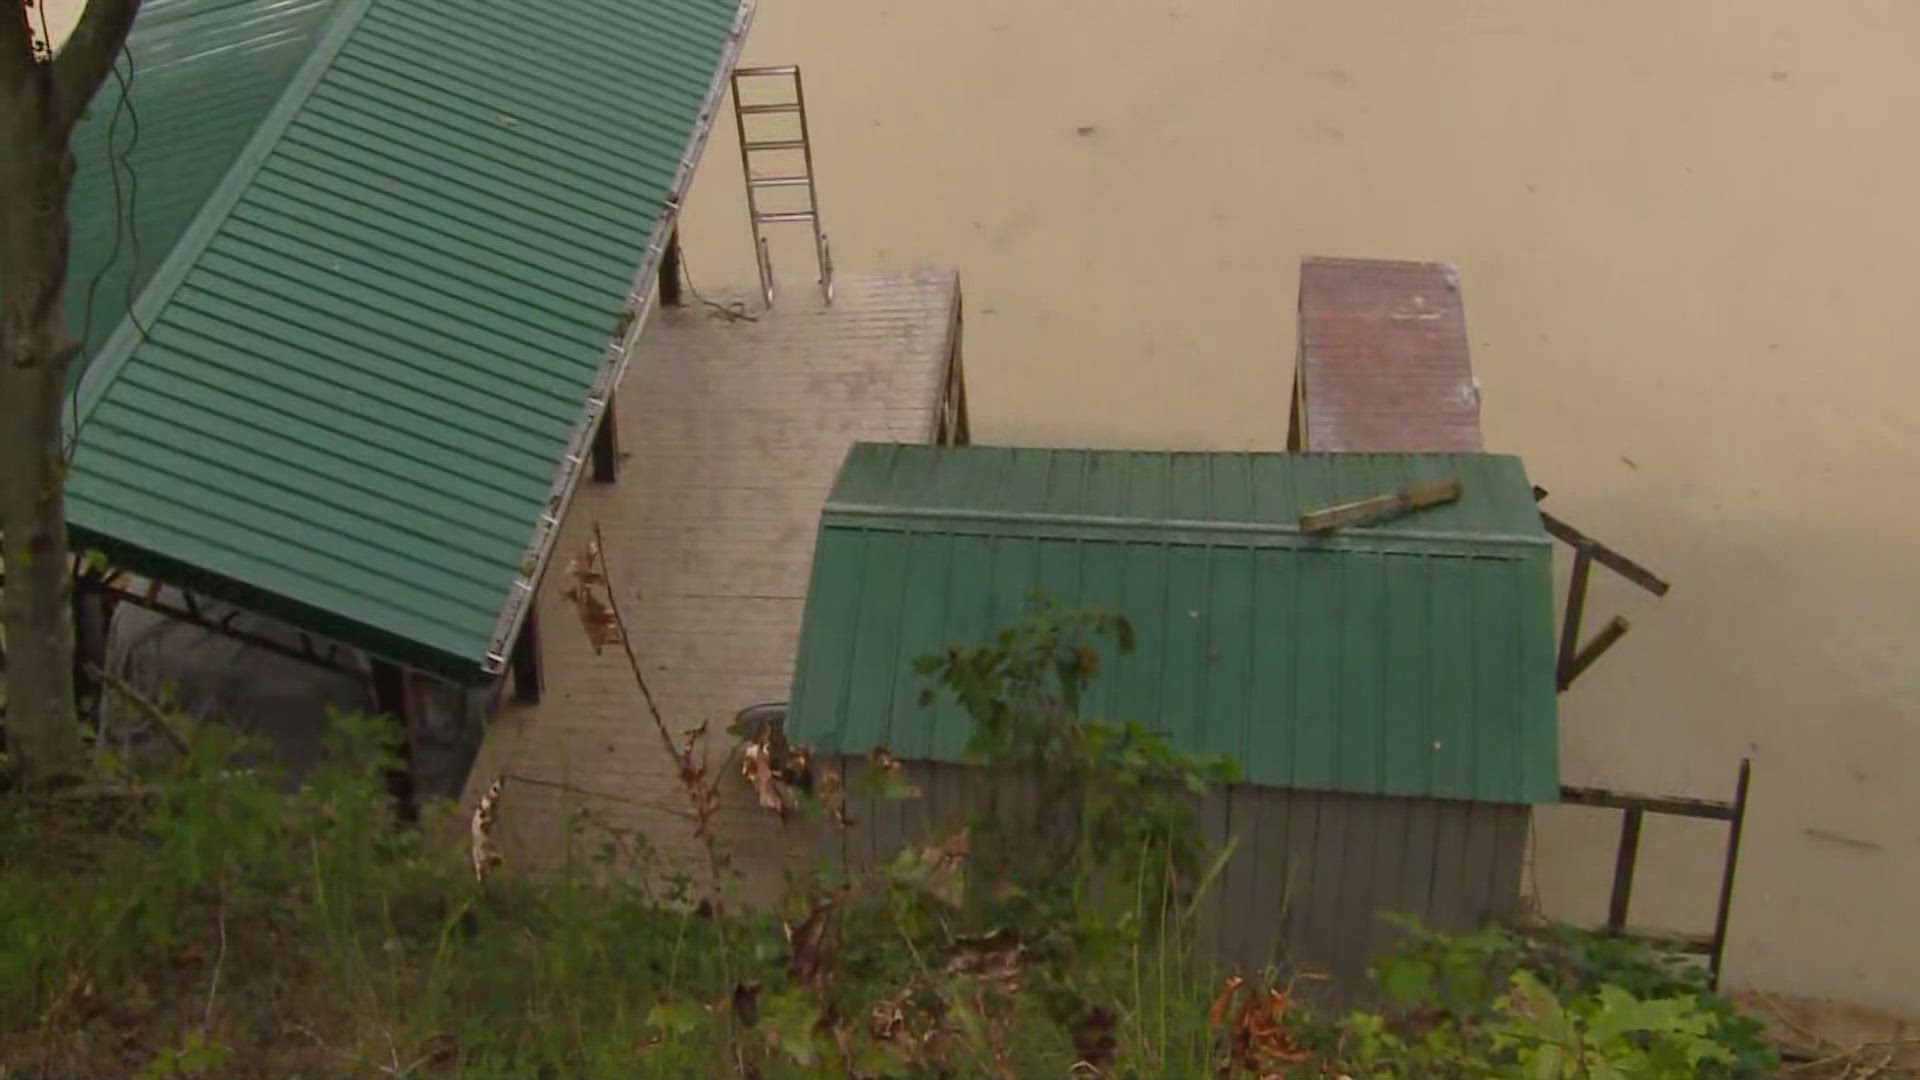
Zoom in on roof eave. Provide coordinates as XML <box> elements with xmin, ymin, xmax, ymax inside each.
<box><xmin>475</xmin><ymin>0</ymin><xmax>759</xmax><ymax>677</ymax></box>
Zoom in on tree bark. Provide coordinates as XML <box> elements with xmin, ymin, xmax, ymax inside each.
<box><xmin>2</xmin><ymin>106</ymin><xmax>82</xmax><ymax>782</ymax></box>
<box><xmin>2</xmin><ymin>0</ymin><xmax>142</xmax><ymax>783</ymax></box>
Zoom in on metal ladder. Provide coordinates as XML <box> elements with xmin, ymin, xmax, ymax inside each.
<box><xmin>731</xmin><ymin>65</ymin><xmax>833</xmax><ymax>306</ymax></box>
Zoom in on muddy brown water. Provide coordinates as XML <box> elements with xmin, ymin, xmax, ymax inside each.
<box><xmin>673</xmin><ymin>0</ymin><xmax>1920</xmax><ymax>1013</ymax></box>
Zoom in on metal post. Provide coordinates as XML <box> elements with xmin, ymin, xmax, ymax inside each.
<box><xmin>591</xmin><ymin>397</ymin><xmax>619</xmax><ymax>483</ymax></box>
<box><xmin>1706</xmin><ymin>758</ymin><xmax>1753</xmax><ymax>988</ymax></box>
<box><xmin>1605</xmin><ymin>808</ymin><xmax>1643</xmax><ymax>933</ymax></box>
<box><xmin>369</xmin><ymin>661</ymin><xmax>419</xmax><ymax>824</ymax></box>
<box><xmin>659</xmin><ymin>228</ymin><xmax>683</xmax><ymax>306</ymax></box>
<box><xmin>1556</xmin><ymin>546</ymin><xmax>1593</xmax><ymax>689</ymax></box>
<box><xmin>511</xmin><ymin>607</ymin><xmax>544</xmax><ymax>705</ymax></box>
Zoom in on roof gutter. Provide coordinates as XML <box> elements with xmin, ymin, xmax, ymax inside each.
<box><xmin>478</xmin><ymin>0</ymin><xmax>760</xmax><ymax>677</ymax></box>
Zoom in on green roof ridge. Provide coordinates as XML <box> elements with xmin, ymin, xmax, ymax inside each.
<box><xmin>70</xmin><ymin>0</ymin><xmax>376</xmax><ymax>430</ymax></box>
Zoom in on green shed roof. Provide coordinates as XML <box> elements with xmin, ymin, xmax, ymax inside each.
<box><xmin>61</xmin><ymin>0</ymin><xmax>751</xmax><ymax>679</ymax></box>
<box><xmin>786</xmin><ymin>444</ymin><xmax>1561</xmax><ymax>804</ymax></box>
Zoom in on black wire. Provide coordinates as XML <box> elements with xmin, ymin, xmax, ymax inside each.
<box><xmin>117</xmin><ymin>48</ymin><xmax>148</xmax><ymax>345</ymax></box>
<box><xmin>66</xmin><ymin>48</ymin><xmax>143</xmax><ymax>460</ymax></box>
<box><xmin>31</xmin><ymin>0</ymin><xmax>50</xmax><ymax>61</ymax></box>
<box><xmin>75</xmin><ymin>59</ymin><xmax>130</xmax><ymax>368</ymax></box>
<box><xmin>672</xmin><ymin>233</ymin><xmax>756</xmax><ymax>323</ymax></box>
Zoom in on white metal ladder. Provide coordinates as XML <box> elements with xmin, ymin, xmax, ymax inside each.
<box><xmin>731</xmin><ymin>65</ymin><xmax>833</xmax><ymax>307</ymax></box>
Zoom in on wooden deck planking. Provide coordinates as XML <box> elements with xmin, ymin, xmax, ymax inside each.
<box><xmin>465</xmin><ymin>269</ymin><xmax>958</xmax><ymax>899</ymax></box>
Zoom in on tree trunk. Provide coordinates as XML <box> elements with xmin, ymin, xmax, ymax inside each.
<box><xmin>1</xmin><ymin>105</ymin><xmax>82</xmax><ymax>783</ymax></box>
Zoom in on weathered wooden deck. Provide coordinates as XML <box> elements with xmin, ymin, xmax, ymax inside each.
<box><xmin>464</xmin><ymin>268</ymin><xmax>960</xmax><ymax>896</ymax></box>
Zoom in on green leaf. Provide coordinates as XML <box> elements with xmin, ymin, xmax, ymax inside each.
<box><xmin>874</xmin><ymin>767</ymin><xmax>922</xmax><ymax>802</ymax></box>
<box><xmin>852</xmin><ymin>1041</ymin><xmax>912</xmax><ymax>1078</ymax></box>
<box><xmin>1375</xmin><ymin>953</ymin><xmax>1435</xmax><ymax>1008</ymax></box>
<box><xmin>760</xmin><ymin>989</ymin><xmax>823</xmax><ymax>1067</ymax></box>
<box><xmin>645</xmin><ymin>1000</ymin><xmax>704</xmax><ymax>1036</ymax></box>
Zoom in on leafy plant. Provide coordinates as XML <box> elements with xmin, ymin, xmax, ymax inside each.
<box><xmin>1324</xmin><ymin>918</ymin><xmax>1779</xmax><ymax>1079</ymax></box>
<box><xmin>909</xmin><ymin>597</ymin><xmax>1237</xmax><ymax>1074</ymax></box>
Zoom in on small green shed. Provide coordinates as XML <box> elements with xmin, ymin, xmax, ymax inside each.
<box><xmin>785</xmin><ymin>442</ymin><xmax>1560</xmax><ymax>991</ymax></box>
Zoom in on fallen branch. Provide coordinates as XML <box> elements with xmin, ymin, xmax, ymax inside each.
<box><xmin>86</xmin><ymin>662</ymin><xmax>190</xmax><ymax>755</ymax></box>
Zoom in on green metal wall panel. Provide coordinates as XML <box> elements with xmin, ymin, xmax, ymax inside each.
<box><xmin>63</xmin><ymin>0</ymin><xmax>748</xmax><ymax>678</ymax></box>
<box><xmin>788</xmin><ymin>445</ymin><xmax>1560</xmax><ymax>804</ymax></box>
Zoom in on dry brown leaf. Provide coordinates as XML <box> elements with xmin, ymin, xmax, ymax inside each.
<box><xmin>1209</xmin><ymin>975</ymin><xmax>1245</xmax><ymax>1031</ymax></box>
<box><xmin>897</xmin><ymin>827</ymin><xmax>970</xmax><ymax>907</ymax></box>
<box><xmin>785</xmin><ymin>895</ymin><xmax>839</xmax><ymax>991</ymax></box>
<box><xmin>562</xmin><ymin>545</ymin><xmax>621</xmax><ymax>651</ymax></box>
<box><xmin>945</xmin><ymin>927</ymin><xmax>1023</xmax><ymax>996</ymax></box>
<box><xmin>869</xmin><ymin>994</ymin><xmax>905</xmax><ymax>1041</ymax></box>
<box><xmin>470</xmin><ymin>777</ymin><xmax>505</xmax><ymax>883</ymax></box>
<box><xmin>819</xmin><ymin>768</ymin><xmax>851</xmax><ymax>829</ymax></box>
<box><xmin>679</xmin><ymin>720</ymin><xmax>709</xmax><ymax>767</ymax></box>
<box><xmin>741</xmin><ymin>740</ymin><xmax>793</xmax><ymax>817</ymax></box>
<box><xmin>1210</xmin><ymin>976</ymin><xmax>1308</xmax><ymax>1076</ymax></box>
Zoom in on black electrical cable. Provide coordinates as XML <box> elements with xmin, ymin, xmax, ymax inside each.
<box><xmin>67</xmin><ymin>48</ymin><xmax>143</xmax><ymax>459</ymax></box>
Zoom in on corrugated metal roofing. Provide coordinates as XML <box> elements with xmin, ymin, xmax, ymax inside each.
<box><xmin>63</xmin><ymin>0</ymin><xmax>751</xmax><ymax>679</ymax></box>
<box><xmin>65</xmin><ymin>0</ymin><xmax>342</xmax><ymax>365</ymax></box>
<box><xmin>787</xmin><ymin>444</ymin><xmax>1560</xmax><ymax>804</ymax></box>
<box><xmin>1293</xmin><ymin>256</ymin><xmax>1484</xmax><ymax>452</ymax></box>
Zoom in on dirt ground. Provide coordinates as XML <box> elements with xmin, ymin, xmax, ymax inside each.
<box><xmin>670</xmin><ymin>0</ymin><xmax>1920</xmax><ymax>1013</ymax></box>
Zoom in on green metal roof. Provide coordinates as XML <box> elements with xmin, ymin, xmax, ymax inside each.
<box><xmin>65</xmin><ymin>0</ymin><xmax>343</xmax><ymax>365</ymax></box>
<box><xmin>786</xmin><ymin>444</ymin><xmax>1561</xmax><ymax>804</ymax></box>
<box><xmin>62</xmin><ymin>0</ymin><xmax>752</xmax><ymax>680</ymax></box>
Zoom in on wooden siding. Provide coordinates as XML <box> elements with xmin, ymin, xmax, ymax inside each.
<box><xmin>825</xmin><ymin>757</ymin><xmax>1529</xmax><ymax>1001</ymax></box>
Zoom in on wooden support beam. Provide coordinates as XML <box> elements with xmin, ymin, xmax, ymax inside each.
<box><xmin>1556</xmin><ymin>547</ymin><xmax>1594</xmax><ymax>688</ymax></box>
<box><xmin>659</xmin><ymin>227</ymin><xmax>683</xmax><ymax>306</ymax></box>
<box><xmin>1532</xmin><ymin>487</ymin><xmax>1671</xmax><ymax>597</ymax></box>
<box><xmin>369</xmin><ymin>660</ymin><xmax>419</xmax><ymax>824</ymax></box>
<box><xmin>77</xmin><ymin>577</ymin><xmax>356</xmax><ymax>677</ymax></box>
<box><xmin>1300</xmin><ymin>477</ymin><xmax>1461</xmax><ymax>535</ymax></box>
<box><xmin>1559</xmin><ymin>615</ymin><xmax>1630</xmax><ymax>691</ymax></box>
<box><xmin>591</xmin><ymin>396</ymin><xmax>619</xmax><ymax>483</ymax></box>
<box><xmin>511</xmin><ymin>607</ymin><xmax>544</xmax><ymax>705</ymax></box>
<box><xmin>938</xmin><ymin>305</ymin><xmax>972</xmax><ymax>446</ymax></box>
<box><xmin>1605</xmin><ymin>808</ymin><xmax>1644</xmax><ymax>933</ymax></box>
<box><xmin>1558</xmin><ymin>784</ymin><xmax>1738</xmax><ymax>821</ymax></box>
<box><xmin>1707</xmin><ymin>758</ymin><xmax>1754</xmax><ymax>989</ymax></box>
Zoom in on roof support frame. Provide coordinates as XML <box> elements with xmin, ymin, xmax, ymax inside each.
<box><xmin>76</xmin><ymin>572</ymin><xmax>362</xmax><ymax>679</ymax></box>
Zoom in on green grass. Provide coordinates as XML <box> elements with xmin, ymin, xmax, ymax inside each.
<box><xmin>0</xmin><ymin>716</ymin><xmax>1227</xmax><ymax>1078</ymax></box>
<box><xmin>0</xmin><ymin>597</ymin><xmax>1784</xmax><ymax>1079</ymax></box>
